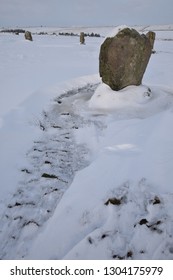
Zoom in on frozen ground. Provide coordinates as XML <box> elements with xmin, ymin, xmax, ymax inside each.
<box><xmin>0</xmin><ymin>25</ymin><xmax>173</xmax><ymax>259</ymax></box>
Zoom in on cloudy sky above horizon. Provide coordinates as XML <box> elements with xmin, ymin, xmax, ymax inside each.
<box><xmin>0</xmin><ymin>0</ymin><xmax>172</xmax><ymax>28</ymax></box>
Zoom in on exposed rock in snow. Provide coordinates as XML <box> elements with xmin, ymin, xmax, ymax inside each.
<box><xmin>99</xmin><ymin>27</ymin><xmax>155</xmax><ymax>90</ymax></box>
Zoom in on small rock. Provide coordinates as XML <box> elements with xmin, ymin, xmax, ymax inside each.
<box><xmin>105</xmin><ymin>197</ymin><xmax>122</xmax><ymax>206</ymax></box>
<box><xmin>139</xmin><ymin>218</ymin><xmax>148</xmax><ymax>225</ymax></box>
<box><xmin>152</xmin><ymin>196</ymin><xmax>161</xmax><ymax>205</ymax></box>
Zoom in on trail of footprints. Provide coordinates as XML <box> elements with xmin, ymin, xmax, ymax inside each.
<box><xmin>0</xmin><ymin>83</ymin><xmax>100</xmax><ymax>259</ymax></box>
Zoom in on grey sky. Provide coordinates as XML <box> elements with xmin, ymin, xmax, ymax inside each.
<box><xmin>0</xmin><ymin>0</ymin><xmax>172</xmax><ymax>28</ymax></box>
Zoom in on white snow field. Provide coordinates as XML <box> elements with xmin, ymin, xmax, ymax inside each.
<box><xmin>0</xmin><ymin>25</ymin><xmax>173</xmax><ymax>260</ymax></box>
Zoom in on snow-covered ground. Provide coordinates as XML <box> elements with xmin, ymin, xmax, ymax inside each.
<box><xmin>0</xmin><ymin>25</ymin><xmax>173</xmax><ymax>259</ymax></box>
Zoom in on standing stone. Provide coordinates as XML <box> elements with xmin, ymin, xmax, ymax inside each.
<box><xmin>146</xmin><ymin>31</ymin><xmax>155</xmax><ymax>50</ymax></box>
<box><xmin>24</xmin><ymin>31</ymin><xmax>33</xmax><ymax>41</ymax></box>
<box><xmin>80</xmin><ymin>32</ymin><xmax>85</xmax><ymax>44</ymax></box>
<box><xmin>99</xmin><ymin>28</ymin><xmax>155</xmax><ymax>91</ymax></box>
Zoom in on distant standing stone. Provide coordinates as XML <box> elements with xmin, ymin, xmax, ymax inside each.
<box><xmin>24</xmin><ymin>31</ymin><xmax>33</xmax><ymax>41</ymax></box>
<box><xmin>80</xmin><ymin>32</ymin><xmax>85</xmax><ymax>44</ymax></box>
<box><xmin>99</xmin><ymin>28</ymin><xmax>155</xmax><ymax>91</ymax></box>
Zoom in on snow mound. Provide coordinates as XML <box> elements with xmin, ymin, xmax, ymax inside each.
<box><xmin>89</xmin><ymin>83</ymin><xmax>152</xmax><ymax>107</ymax></box>
<box><xmin>88</xmin><ymin>83</ymin><xmax>173</xmax><ymax>118</ymax></box>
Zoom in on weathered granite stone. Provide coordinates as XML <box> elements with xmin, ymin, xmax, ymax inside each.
<box><xmin>24</xmin><ymin>31</ymin><xmax>33</xmax><ymax>41</ymax></box>
<box><xmin>99</xmin><ymin>28</ymin><xmax>155</xmax><ymax>91</ymax></box>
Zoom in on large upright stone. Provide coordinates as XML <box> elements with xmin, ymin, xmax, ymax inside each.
<box><xmin>99</xmin><ymin>28</ymin><xmax>155</xmax><ymax>91</ymax></box>
<box><xmin>80</xmin><ymin>32</ymin><xmax>85</xmax><ymax>44</ymax></box>
<box><xmin>24</xmin><ymin>31</ymin><xmax>33</xmax><ymax>41</ymax></box>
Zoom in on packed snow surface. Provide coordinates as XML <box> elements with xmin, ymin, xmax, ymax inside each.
<box><xmin>0</xmin><ymin>25</ymin><xmax>173</xmax><ymax>260</ymax></box>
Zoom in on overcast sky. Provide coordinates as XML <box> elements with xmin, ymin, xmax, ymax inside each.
<box><xmin>0</xmin><ymin>0</ymin><xmax>172</xmax><ymax>28</ymax></box>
